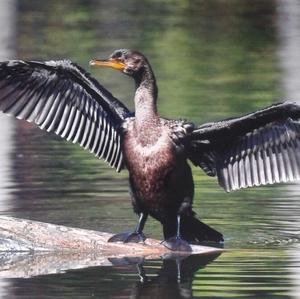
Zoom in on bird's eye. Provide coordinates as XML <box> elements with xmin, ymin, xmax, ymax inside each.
<box><xmin>114</xmin><ymin>51</ymin><xmax>122</xmax><ymax>58</ymax></box>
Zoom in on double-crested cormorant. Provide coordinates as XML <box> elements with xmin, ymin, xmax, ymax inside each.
<box><xmin>1</xmin><ymin>49</ymin><xmax>300</xmax><ymax>251</ymax></box>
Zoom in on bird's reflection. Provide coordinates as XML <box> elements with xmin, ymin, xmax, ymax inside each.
<box><xmin>6</xmin><ymin>252</ymin><xmax>221</xmax><ymax>298</ymax></box>
<box><xmin>110</xmin><ymin>253</ymin><xmax>221</xmax><ymax>299</ymax></box>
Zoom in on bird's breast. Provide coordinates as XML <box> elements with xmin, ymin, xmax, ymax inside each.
<box><xmin>123</xmin><ymin>128</ymin><xmax>177</xmax><ymax>207</ymax></box>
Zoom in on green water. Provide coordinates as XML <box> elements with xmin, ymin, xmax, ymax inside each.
<box><xmin>1</xmin><ymin>0</ymin><xmax>300</xmax><ymax>298</ymax></box>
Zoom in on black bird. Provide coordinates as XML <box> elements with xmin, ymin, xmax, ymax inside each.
<box><xmin>1</xmin><ymin>49</ymin><xmax>300</xmax><ymax>251</ymax></box>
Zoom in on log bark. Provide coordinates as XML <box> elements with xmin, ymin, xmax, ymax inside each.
<box><xmin>0</xmin><ymin>216</ymin><xmax>222</xmax><ymax>255</ymax></box>
<box><xmin>0</xmin><ymin>216</ymin><xmax>222</xmax><ymax>278</ymax></box>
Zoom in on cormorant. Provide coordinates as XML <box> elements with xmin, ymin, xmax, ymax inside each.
<box><xmin>1</xmin><ymin>49</ymin><xmax>300</xmax><ymax>251</ymax></box>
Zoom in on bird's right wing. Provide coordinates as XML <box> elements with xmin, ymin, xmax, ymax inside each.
<box><xmin>0</xmin><ymin>60</ymin><xmax>131</xmax><ymax>171</ymax></box>
<box><xmin>188</xmin><ymin>102</ymin><xmax>300</xmax><ymax>191</ymax></box>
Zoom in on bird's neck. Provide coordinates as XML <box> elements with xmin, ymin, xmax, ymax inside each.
<box><xmin>133</xmin><ymin>65</ymin><xmax>159</xmax><ymax>130</ymax></box>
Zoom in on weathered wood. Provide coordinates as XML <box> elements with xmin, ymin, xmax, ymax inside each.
<box><xmin>0</xmin><ymin>216</ymin><xmax>222</xmax><ymax>278</ymax></box>
<box><xmin>0</xmin><ymin>216</ymin><xmax>222</xmax><ymax>255</ymax></box>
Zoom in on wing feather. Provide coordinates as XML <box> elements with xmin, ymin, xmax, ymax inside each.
<box><xmin>0</xmin><ymin>60</ymin><xmax>131</xmax><ymax>171</ymax></box>
<box><xmin>215</xmin><ymin>119</ymin><xmax>300</xmax><ymax>191</ymax></box>
<box><xmin>188</xmin><ymin>102</ymin><xmax>300</xmax><ymax>191</ymax></box>
<box><xmin>55</xmin><ymin>84</ymin><xmax>74</xmax><ymax>136</ymax></box>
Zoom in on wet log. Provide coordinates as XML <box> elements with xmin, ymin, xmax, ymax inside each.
<box><xmin>0</xmin><ymin>216</ymin><xmax>222</xmax><ymax>278</ymax></box>
<box><xmin>0</xmin><ymin>216</ymin><xmax>222</xmax><ymax>256</ymax></box>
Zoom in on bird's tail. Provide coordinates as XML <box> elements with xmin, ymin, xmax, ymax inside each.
<box><xmin>180</xmin><ymin>215</ymin><xmax>224</xmax><ymax>243</ymax></box>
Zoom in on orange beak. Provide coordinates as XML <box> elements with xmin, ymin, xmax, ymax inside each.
<box><xmin>89</xmin><ymin>58</ymin><xmax>126</xmax><ymax>71</ymax></box>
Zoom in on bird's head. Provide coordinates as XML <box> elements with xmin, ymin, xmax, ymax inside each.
<box><xmin>90</xmin><ymin>49</ymin><xmax>148</xmax><ymax>78</ymax></box>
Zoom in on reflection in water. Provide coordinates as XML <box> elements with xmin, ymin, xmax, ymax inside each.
<box><xmin>125</xmin><ymin>254</ymin><xmax>220</xmax><ymax>299</ymax></box>
<box><xmin>277</xmin><ymin>0</ymin><xmax>300</xmax><ymax>104</ymax></box>
<box><xmin>277</xmin><ymin>0</ymin><xmax>300</xmax><ymax>297</ymax></box>
<box><xmin>0</xmin><ymin>0</ymin><xmax>16</xmax><ymax>211</ymax></box>
<box><xmin>6</xmin><ymin>254</ymin><xmax>220</xmax><ymax>299</ymax></box>
<box><xmin>0</xmin><ymin>0</ymin><xmax>17</xmax><ymax>298</ymax></box>
<box><xmin>0</xmin><ymin>0</ymin><xmax>16</xmax><ymax>59</ymax></box>
<box><xmin>5</xmin><ymin>251</ymin><xmax>295</xmax><ymax>298</ymax></box>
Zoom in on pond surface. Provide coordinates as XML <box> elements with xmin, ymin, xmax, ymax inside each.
<box><xmin>0</xmin><ymin>0</ymin><xmax>300</xmax><ymax>298</ymax></box>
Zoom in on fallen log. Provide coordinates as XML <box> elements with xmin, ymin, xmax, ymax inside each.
<box><xmin>0</xmin><ymin>216</ymin><xmax>222</xmax><ymax>278</ymax></box>
<box><xmin>0</xmin><ymin>216</ymin><xmax>222</xmax><ymax>256</ymax></box>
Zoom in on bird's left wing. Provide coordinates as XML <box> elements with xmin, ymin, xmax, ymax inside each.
<box><xmin>0</xmin><ymin>60</ymin><xmax>131</xmax><ymax>171</ymax></box>
<box><xmin>187</xmin><ymin>102</ymin><xmax>300</xmax><ymax>191</ymax></box>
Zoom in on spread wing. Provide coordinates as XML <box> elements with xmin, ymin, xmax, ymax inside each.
<box><xmin>187</xmin><ymin>102</ymin><xmax>300</xmax><ymax>191</ymax></box>
<box><xmin>0</xmin><ymin>60</ymin><xmax>131</xmax><ymax>171</ymax></box>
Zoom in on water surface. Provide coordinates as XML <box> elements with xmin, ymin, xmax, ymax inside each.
<box><xmin>0</xmin><ymin>0</ymin><xmax>300</xmax><ymax>298</ymax></box>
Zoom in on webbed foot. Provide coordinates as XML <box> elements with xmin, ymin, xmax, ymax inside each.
<box><xmin>162</xmin><ymin>236</ymin><xmax>192</xmax><ymax>252</ymax></box>
<box><xmin>108</xmin><ymin>231</ymin><xmax>146</xmax><ymax>243</ymax></box>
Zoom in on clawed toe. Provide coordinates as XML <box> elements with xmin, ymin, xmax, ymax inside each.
<box><xmin>124</xmin><ymin>232</ymin><xmax>146</xmax><ymax>243</ymax></box>
<box><xmin>162</xmin><ymin>236</ymin><xmax>192</xmax><ymax>252</ymax></box>
<box><xmin>108</xmin><ymin>231</ymin><xmax>146</xmax><ymax>243</ymax></box>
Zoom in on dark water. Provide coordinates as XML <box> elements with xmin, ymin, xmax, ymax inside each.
<box><xmin>0</xmin><ymin>0</ymin><xmax>300</xmax><ymax>297</ymax></box>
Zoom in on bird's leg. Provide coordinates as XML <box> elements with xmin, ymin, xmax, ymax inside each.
<box><xmin>126</xmin><ymin>212</ymin><xmax>148</xmax><ymax>242</ymax></box>
<box><xmin>137</xmin><ymin>263</ymin><xmax>148</xmax><ymax>283</ymax></box>
<box><xmin>162</xmin><ymin>214</ymin><xmax>192</xmax><ymax>252</ymax></box>
<box><xmin>162</xmin><ymin>199</ymin><xmax>193</xmax><ymax>252</ymax></box>
<box><xmin>108</xmin><ymin>213</ymin><xmax>148</xmax><ymax>243</ymax></box>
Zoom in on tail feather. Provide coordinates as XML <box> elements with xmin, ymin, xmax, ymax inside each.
<box><xmin>181</xmin><ymin>215</ymin><xmax>224</xmax><ymax>243</ymax></box>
